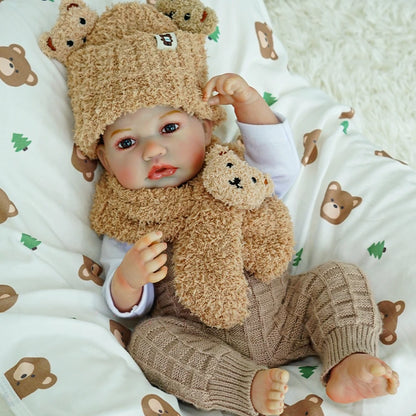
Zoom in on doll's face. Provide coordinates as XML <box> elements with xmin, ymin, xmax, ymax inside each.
<box><xmin>97</xmin><ymin>106</ymin><xmax>212</xmax><ymax>189</ymax></box>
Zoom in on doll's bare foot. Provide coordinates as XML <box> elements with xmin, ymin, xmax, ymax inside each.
<box><xmin>326</xmin><ymin>353</ymin><xmax>399</xmax><ymax>403</ymax></box>
<box><xmin>251</xmin><ymin>368</ymin><xmax>289</xmax><ymax>415</ymax></box>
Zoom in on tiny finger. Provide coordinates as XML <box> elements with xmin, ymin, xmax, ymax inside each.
<box><xmin>134</xmin><ymin>231</ymin><xmax>163</xmax><ymax>251</ymax></box>
<box><xmin>140</xmin><ymin>242</ymin><xmax>167</xmax><ymax>263</ymax></box>
<box><xmin>149</xmin><ymin>266</ymin><xmax>168</xmax><ymax>283</ymax></box>
<box><xmin>145</xmin><ymin>253</ymin><xmax>168</xmax><ymax>274</ymax></box>
<box><xmin>203</xmin><ymin>76</ymin><xmax>220</xmax><ymax>101</ymax></box>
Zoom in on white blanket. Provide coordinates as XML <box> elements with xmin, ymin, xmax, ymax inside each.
<box><xmin>0</xmin><ymin>1</ymin><xmax>415</xmax><ymax>415</ymax></box>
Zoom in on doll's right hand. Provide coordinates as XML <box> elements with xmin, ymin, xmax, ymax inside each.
<box><xmin>116</xmin><ymin>231</ymin><xmax>168</xmax><ymax>290</ymax></box>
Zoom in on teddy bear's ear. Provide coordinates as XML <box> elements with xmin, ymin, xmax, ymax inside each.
<box><xmin>39</xmin><ymin>0</ymin><xmax>98</xmax><ymax>64</ymax></box>
<box><xmin>263</xmin><ymin>173</ymin><xmax>274</xmax><ymax>196</ymax></box>
<box><xmin>205</xmin><ymin>143</ymin><xmax>230</xmax><ymax>162</ymax></box>
<box><xmin>199</xmin><ymin>6</ymin><xmax>218</xmax><ymax>35</ymax></box>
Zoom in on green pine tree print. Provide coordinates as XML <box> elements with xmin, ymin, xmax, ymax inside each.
<box><xmin>340</xmin><ymin>120</ymin><xmax>349</xmax><ymax>134</ymax></box>
<box><xmin>21</xmin><ymin>233</ymin><xmax>41</xmax><ymax>250</ymax></box>
<box><xmin>208</xmin><ymin>26</ymin><xmax>220</xmax><ymax>42</ymax></box>
<box><xmin>292</xmin><ymin>248</ymin><xmax>303</xmax><ymax>266</ymax></box>
<box><xmin>12</xmin><ymin>133</ymin><xmax>31</xmax><ymax>152</ymax></box>
<box><xmin>299</xmin><ymin>366</ymin><xmax>318</xmax><ymax>379</ymax></box>
<box><xmin>263</xmin><ymin>92</ymin><xmax>278</xmax><ymax>106</ymax></box>
<box><xmin>368</xmin><ymin>241</ymin><xmax>386</xmax><ymax>259</ymax></box>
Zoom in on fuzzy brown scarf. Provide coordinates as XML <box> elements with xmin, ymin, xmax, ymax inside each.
<box><xmin>90</xmin><ymin>171</ymin><xmax>198</xmax><ymax>244</ymax></box>
<box><xmin>90</xmin><ymin>143</ymin><xmax>294</xmax><ymax>328</ymax></box>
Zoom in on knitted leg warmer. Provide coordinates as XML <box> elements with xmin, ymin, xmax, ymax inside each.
<box><xmin>285</xmin><ymin>261</ymin><xmax>382</xmax><ymax>382</ymax></box>
<box><xmin>128</xmin><ymin>315</ymin><xmax>265</xmax><ymax>416</ymax></box>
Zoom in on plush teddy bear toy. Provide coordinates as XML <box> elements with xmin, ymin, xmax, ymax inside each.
<box><xmin>173</xmin><ymin>143</ymin><xmax>294</xmax><ymax>329</ymax></box>
<box><xmin>39</xmin><ymin>0</ymin><xmax>217</xmax><ymax>65</ymax></box>
<box><xmin>38</xmin><ymin>0</ymin><xmax>98</xmax><ymax>64</ymax></box>
<box><xmin>154</xmin><ymin>0</ymin><xmax>218</xmax><ymax>34</ymax></box>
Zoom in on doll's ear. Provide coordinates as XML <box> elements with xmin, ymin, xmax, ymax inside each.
<box><xmin>202</xmin><ymin>120</ymin><xmax>213</xmax><ymax>146</ymax></box>
<box><xmin>96</xmin><ymin>144</ymin><xmax>113</xmax><ymax>175</ymax></box>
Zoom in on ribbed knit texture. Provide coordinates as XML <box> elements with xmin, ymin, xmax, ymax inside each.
<box><xmin>129</xmin><ymin>261</ymin><xmax>382</xmax><ymax>414</ymax></box>
<box><xmin>128</xmin><ymin>316</ymin><xmax>263</xmax><ymax>416</ymax></box>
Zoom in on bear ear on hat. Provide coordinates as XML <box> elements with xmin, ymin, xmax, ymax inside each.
<box><xmin>39</xmin><ymin>0</ymin><xmax>98</xmax><ymax>64</ymax></box>
<box><xmin>154</xmin><ymin>0</ymin><xmax>218</xmax><ymax>35</ymax></box>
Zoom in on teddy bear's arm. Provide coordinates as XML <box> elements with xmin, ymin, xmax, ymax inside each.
<box><xmin>173</xmin><ymin>200</ymin><xmax>249</xmax><ymax>329</ymax></box>
<box><xmin>242</xmin><ymin>197</ymin><xmax>294</xmax><ymax>282</ymax></box>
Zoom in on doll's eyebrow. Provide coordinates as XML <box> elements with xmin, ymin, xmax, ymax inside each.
<box><xmin>110</xmin><ymin>128</ymin><xmax>132</xmax><ymax>138</ymax></box>
<box><xmin>159</xmin><ymin>110</ymin><xmax>182</xmax><ymax>120</ymax></box>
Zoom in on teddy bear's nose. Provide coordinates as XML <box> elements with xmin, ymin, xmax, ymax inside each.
<box><xmin>229</xmin><ymin>177</ymin><xmax>243</xmax><ymax>189</ymax></box>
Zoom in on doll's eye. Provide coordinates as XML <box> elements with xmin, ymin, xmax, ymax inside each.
<box><xmin>226</xmin><ymin>163</ymin><xmax>233</xmax><ymax>168</ymax></box>
<box><xmin>251</xmin><ymin>177</ymin><xmax>257</xmax><ymax>183</ymax></box>
<box><xmin>184</xmin><ymin>13</ymin><xmax>191</xmax><ymax>20</ymax></box>
<box><xmin>67</xmin><ymin>40</ymin><xmax>74</xmax><ymax>47</ymax></box>
<box><xmin>117</xmin><ymin>137</ymin><xmax>136</xmax><ymax>149</ymax></box>
<box><xmin>162</xmin><ymin>123</ymin><xmax>179</xmax><ymax>134</ymax></box>
<box><xmin>79</xmin><ymin>17</ymin><xmax>86</xmax><ymax>25</ymax></box>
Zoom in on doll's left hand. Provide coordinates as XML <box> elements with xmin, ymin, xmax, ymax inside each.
<box><xmin>203</xmin><ymin>73</ymin><xmax>279</xmax><ymax>125</ymax></box>
<box><xmin>203</xmin><ymin>73</ymin><xmax>258</xmax><ymax>107</ymax></box>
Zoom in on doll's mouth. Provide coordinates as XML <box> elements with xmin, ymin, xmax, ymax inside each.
<box><xmin>148</xmin><ymin>165</ymin><xmax>178</xmax><ymax>180</ymax></box>
<box><xmin>201</xmin><ymin>11</ymin><xmax>207</xmax><ymax>22</ymax></box>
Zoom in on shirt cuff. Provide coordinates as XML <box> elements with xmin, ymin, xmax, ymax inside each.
<box><xmin>103</xmin><ymin>270</ymin><xmax>154</xmax><ymax>318</ymax></box>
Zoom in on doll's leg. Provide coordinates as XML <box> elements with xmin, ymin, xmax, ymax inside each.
<box><xmin>128</xmin><ymin>315</ymin><xmax>288</xmax><ymax>416</ymax></box>
<box><xmin>285</xmin><ymin>261</ymin><xmax>398</xmax><ymax>402</ymax></box>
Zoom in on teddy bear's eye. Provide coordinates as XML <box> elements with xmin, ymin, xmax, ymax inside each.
<box><xmin>251</xmin><ymin>177</ymin><xmax>257</xmax><ymax>183</ymax></box>
<box><xmin>226</xmin><ymin>163</ymin><xmax>233</xmax><ymax>168</ymax></box>
<box><xmin>184</xmin><ymin>13</ymin><xmax>191</xmax><ymax>20</ymax></box>
<box><xmin>165</xmin><ymin>11</ymin><xmax>175</xmax><ymax>19</ymax></box>
<box><xmin>79</xmin><ymin>17</ymin><xmax>86</xmax><ymax>25</ymax></box>
<box><xmin>67</xmin><ymin>40</ymin><xmax>74</xmax><ymax>47</ymax></box>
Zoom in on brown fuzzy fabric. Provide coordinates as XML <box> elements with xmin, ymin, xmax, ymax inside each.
<box><xmin>155</xmin><ymin>0</ymin><xmax>218</xmax><ymax>34</ymax></box>
<box><xmin>38</xmin><ymin>0</ymin><xmax>98</xmax><ymax>64</ymax></box>
<box><xmin>39</xmin><ymin>2</ymin><xmax>226</xmax><ymax>159</ymax></box>
<box><xmin>90</xmin><ymin>143</ymin><xmax>294</xmax><ymax>328</ymax></box>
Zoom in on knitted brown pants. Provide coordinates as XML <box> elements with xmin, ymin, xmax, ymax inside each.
<box><xmin>128</xmin><ymin>262</ymin><xmax>382</xmax><ymax>416</ymax></box>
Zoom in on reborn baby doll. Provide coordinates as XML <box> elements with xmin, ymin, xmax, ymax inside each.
<box><xmin>40</xmin><ymin>1</ymin><xmax>399</xmax><ymax>415</ymax></box>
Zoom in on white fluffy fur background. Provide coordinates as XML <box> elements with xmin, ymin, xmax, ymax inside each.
<box><xmin>264</xmin><ymin>0</ymin><xmax>416</xmax><ymax>169</ymax></box>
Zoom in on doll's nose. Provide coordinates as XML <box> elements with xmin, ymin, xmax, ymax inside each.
<box><xmin>142</xmin><ymin>141</ymin><xmax>167</xmax><ymax>161</ymax></box>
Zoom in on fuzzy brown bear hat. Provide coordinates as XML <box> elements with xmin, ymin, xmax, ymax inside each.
<box><xmin>39</xmin><ymin>0</ymin><xmax>226</xmax><ymax>159</ymax></box>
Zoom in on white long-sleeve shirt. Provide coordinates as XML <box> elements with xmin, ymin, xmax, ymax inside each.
<box><xmin>100</xmin><ymin>114</ymin><xmax>300</xmax><ymax>318</ymax></box>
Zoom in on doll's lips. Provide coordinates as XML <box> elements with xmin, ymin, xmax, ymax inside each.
<box><xmin>148</xmin><ymin>164</ymin><xmax>178</xmax><ymax>180</ymax></box>
<box><xmin>201</xmin><ymin>11</ymin><xmax>207</xmax><ymax>22</ymax></box>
